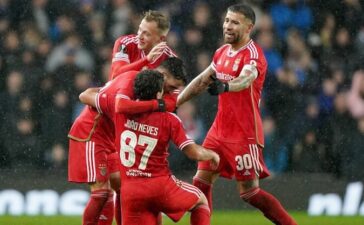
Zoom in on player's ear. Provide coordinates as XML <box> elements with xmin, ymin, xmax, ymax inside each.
<box><xmin>160</xmin><ymin>35</ymin><xmax>166</xmax><ymax>42</ymax></box>
<box><xmin>156</xmin><ymin>90</ymin><xmax>164</xmax><ymax>99</ymax></box>
<box><xmin>246</xmin><ymin>23</ymin><xmax>254</xmax><ymax>34</ymax></box>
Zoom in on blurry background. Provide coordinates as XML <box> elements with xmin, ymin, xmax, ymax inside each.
<box><xmin>0</xmin><ymin>0</ymin><xmax>364</xmax><ymax>216</ymax></box>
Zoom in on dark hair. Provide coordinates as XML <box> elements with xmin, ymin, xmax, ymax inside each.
<box><xmin>158</xmin><ymin>57</ymin><xmax>187</xmax><ymax>85</ymax></box>
<box><xmin>134</xmin><ymin>70</ymin><xmax>164</xmax><ymax>100</ymax></box>
<box><xmin>227</xmin><ymin>4</ymin><xmax>256</xmax><ymax>25</ymax></box>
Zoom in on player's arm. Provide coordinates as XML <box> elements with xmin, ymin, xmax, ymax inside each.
<box><xmin>182</xmin><ymin>143</ymin><xmax>220</xmax><ymax>169</ymax></box>
<box><xmin>176</xmin><ymin>66</ymin><xmax>215</xmax><ymax>106</ymax></box>
<box><xmin>111</xmin><ymin>59</ymin><xmax>148</xmax><ymax>80</ymax></box>
<box><xmin>110</xmin><ymin>42</ymin><xmax>168</xmax><ymax>80</ymax></box>
<box><xmin>227</xmin><ymin>62</ymin><xmax>258</xmax><ymax>92</ymax></box>
<box><xmin>79</xmin><ymin>87</ymin><xmax>101</xmax><ymax>107</ymax></box>
<box><xmin>115</xmin><ymin>92</ymin><xmax>177</xmax><ymax>114</ymax></box>
<box><xmin>207</xmin><ymin>62</ymin><xmax>258</xmax><ymax>95</ymax></box>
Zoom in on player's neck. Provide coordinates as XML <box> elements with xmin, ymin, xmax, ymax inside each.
<box><xmin>230</xmin><ymin>37</ymin><xmax>251</xmax><ymax>51</ymax></box>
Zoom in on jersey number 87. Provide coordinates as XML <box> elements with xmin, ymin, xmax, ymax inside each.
<box><xmin>120</xmin><ymin>130</ymin><xmax>158</xmax><ymax>170</ymax></box>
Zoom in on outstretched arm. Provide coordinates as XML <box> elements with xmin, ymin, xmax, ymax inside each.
<box><xmin>182</xmin><ymin>143</ymin><xmax>220</xmax><ymax>170</ymax></box>
<box><xmin>176</xmin><ymin>66</ymin><xmax>215</xmax><ymax>106</ymax></box>
<box><xmin>115</xmin><ymin>92</ymin><xmax>177</xmax><ymax>114</ymax></box>
<box><xmin>79</xmin><ymin>87</ymin><xmax>100</xmax><ymax>107</ymax></box>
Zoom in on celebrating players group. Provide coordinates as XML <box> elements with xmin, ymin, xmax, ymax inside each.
<box><xmin>68</xmin><ymin>4</ymin><xmax>298</xmax><ymax>225</ymax></box>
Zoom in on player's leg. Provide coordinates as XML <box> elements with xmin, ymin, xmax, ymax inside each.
<box><xmin>98</xmin><ymin>152</ymin><xmax>121</xmax><ymax>225</ymax></box>
<box><xmin>193</xmin><ymin>136</ymin><xmax>222</xmax><ymax>211</ymax></box>
<box><xmin>189</xmin><ymin>192</ymin><xmax>211</xmax><ymax>225</ymax></box>
<box><xmin>162</xmin><ymin>175</ymin><xmax>210</xmax><ymax>225</ymax></box>
<box><xmin>238</xmin><ymin>179</ymin><xmax>297</xmax><ymax>225</ymax></box>
<box><xmin>235</xmin><ymin>143</ymin><xmax>297</xmax><ymax>225</ymax></box>
<box><xmin>68</xmin><ymin>139</ymin><xmax>111</xmax><ymax>225</ymax></box>
<box><xmin>85</xmin><ymin>180</ymin><xmax>111</xmax><ymax>225</ymax></box>
<box><xmin>109</xmin><ymin>171</ymin><xmax>121</xmax><ymax>225</ymax></box>
<box><xmin>193</xmin><ymin>169</ymin><xmax>219</xmax><ymax>211</ymax></box>
<box><xmin>96</xmin><ymin>180</ymin><xmax>114</xmax><ymax>225</ymax></box>
<box><xmin>84</xmin><ymin>141</ymin><xmax>113</xmax><ymax>225</ymax></box>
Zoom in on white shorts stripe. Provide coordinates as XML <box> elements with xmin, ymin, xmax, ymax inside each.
<box><xmin>86</xmin><ymin>141</ymin><xmax>90</xmax><ymax>182</ymax></box>
<box><xmin>249</xmin><ymin>144</ymin><xmax>257</xmax><ymax>172</ymax></box>
<box><xmin>91</xmin><ymin>141</ymin><xmax>96</xmax><ymax>181</ymax></box>
<box><xmin>254</xmin><ymin>144</ymin><xmax>263</xmax><ymax>172</ymax></box>
<box><xmin>86</xmin><ymin>141</ymin><xmax>96</xmax><ymax>182</ymax></box>
<box><xmin>181</xmin><ymin>182</ymin><xmax>201</xmax><ymax>198</ymax></box>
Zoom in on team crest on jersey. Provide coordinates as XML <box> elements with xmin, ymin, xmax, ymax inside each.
<box><xmin>99</xmin><ymin>164</ymin><xmax>107</xmax><ymax>176</ymax></box>
<box><xmin>233</xmin><ymin>58</ymin><xmax>241</xmax><ymax>71</ymax></box>
<box><xmin>224</xmin><ymin>60</ymin><xmax>230</xmax><ymax>67</ymax></box>
<box><xmin>118</xmin><ymin>44</ymin><xmax>127</xmax><ymax>53</ymax></box>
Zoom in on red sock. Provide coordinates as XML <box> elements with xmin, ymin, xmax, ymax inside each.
<box><xmin>83</xmin><ymin>189</ymin><xmax>109</xmax><ymax>225</ymax></box>
<box><xmin>240</xmin><ymin>188</ymin><xmax>297</xmax><ymax>225</ymax></box>
<box><xmin>191</xmin><ymin>204</ymin><xmax>210</xmax><ymax>225</ymax></box>
<box><xmin>114</xmin><ymin>191</ymin><xmax>121</xmax><ymax>225</ymax></box>
<box><xmin>98</xmin><ymin>191</ymin><xmax>114</xmax><ymax>225</ymax></box>
<box><xmin>193</xmin><ymin>177</ymin><xmax>213</xmax><ymax>211</ymax></box>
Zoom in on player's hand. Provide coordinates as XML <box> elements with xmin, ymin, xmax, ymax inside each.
<box><xmin>147</xmin><ymin>42</ymin><xmax>168</xmax><ymax>62</ymax></box>
<box><xmin>207</xmin><ymin>76</ymin><xmax>228</xmax><ymax>95</ymax></box>
<box><xmin>209</xmin><ymin>151</ymin><xmax>220</xmax><ymax>170</ymax></box>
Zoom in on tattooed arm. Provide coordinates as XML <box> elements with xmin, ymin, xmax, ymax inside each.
<box><xmin>227</xmin><ymin>63</ymin><xmax>258</xmax><ymax>92</ymax></box>
<box><xmin>177</xmin><ymin>66</ymin><xmax>215</xmax><ymax>106</ymax></box>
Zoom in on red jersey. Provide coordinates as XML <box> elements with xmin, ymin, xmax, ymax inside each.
<box><xmin>97</xmin><ymin>88</ymin><xmax>193</xmax><ymax>179</ymax></box>
<box><xmin>68</xmin><ymin>106</ymin><xmax>115</xmax><ymax>153</ymax></box>
<box><xmin>208</xmin><ymin>40</ymin><xmax>267</xmax><ymax>146</ymax></box>
<box><xmin>111</xmin><ymin>34</ymin><xmax>177</xmax><ymax>79</ymax></box>
<box><xmin>96</xmin><ymin>71</ymin><xmax>138</xmax><ymax>120</ymax></box>
<box><xmin>68</xmin><ymin>71</ymin><xmax>139</xmax><ymax>154</ymax></box>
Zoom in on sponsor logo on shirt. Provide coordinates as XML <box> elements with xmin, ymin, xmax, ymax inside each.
<box><xmin>216</xmin><ymin>72</ymin><xmax>234</xmax><ymax>81</ymax></box>
<box><xmin>126</xmin><ymin>169</ymin><xmax>152</xmax><ymax>177</ymax></box>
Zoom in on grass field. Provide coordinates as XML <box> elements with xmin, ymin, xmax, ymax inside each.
<box><xmin>0</xmin><ymin>211</ymin><xmax>363</xmax><ymax>225</ymax></box>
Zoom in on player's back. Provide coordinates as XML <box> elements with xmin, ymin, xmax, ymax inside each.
<box><xmin>96</xmin><ymin>70</ymin><xmax>139</xmax><ymax>120</ymax></box>
<box><xmin>115</xmin><ymin>111</ymin><xmax>193</xmax><ymax>180</ymax></box>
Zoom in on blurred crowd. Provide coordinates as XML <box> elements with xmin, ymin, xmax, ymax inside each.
<box><xmin>1</xmin><ymin>0</ymin><xmax>364</xmax><ymax>181</ymax></box>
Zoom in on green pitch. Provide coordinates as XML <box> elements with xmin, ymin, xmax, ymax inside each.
<box><xmin>0</xmin><ymin>211</ymin><xmax>363</xmax><ymax>225</ymax></box>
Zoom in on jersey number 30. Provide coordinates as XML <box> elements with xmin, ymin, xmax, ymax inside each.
<box><xmin>120</xmin><ymin>130</ymin><xmax>157</xmax><ymax>170</ymax></box>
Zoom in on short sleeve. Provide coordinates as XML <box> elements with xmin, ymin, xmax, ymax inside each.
<box><xmin>168</xmin><ymin>113</ymin><xmax>195</xmax><ymax>150</ymax></box>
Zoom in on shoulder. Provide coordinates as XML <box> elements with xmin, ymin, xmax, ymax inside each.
<box><xmin>163</xmin><ymin>45</ymin><xmax>178</xmax><ymax>57</ymax></box>
<box><xmin>165</xmin><ymin>112</ymin><xmax>183</xmax><ymax>124</ymax></box>
<box><xmin>116</xmin><ymin>34</ymin><xmax>138</xmax><ymax>46</ymax></box>
<box><xmin>246</xmin><ymin>41</ymin><xmax>264</xmax><ymax>60</ymax></box>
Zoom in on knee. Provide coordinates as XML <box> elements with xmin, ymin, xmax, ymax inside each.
<box><xmin>194</xmin><ymin>170</ymin><xmax>219</xmax><ymax>184</ymax></box>
<box><xmin>237</xmin><ymin>179</ymin><xmax>259</xmax><ymax>195</ymax></box>
<box><xmin>191</xmin><ymin>193</ymin><xmax>209</xmax><ymax>211</ymax></box>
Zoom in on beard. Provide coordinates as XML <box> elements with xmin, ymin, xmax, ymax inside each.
<box><xmin>223</xmin><ymin>32</ymin><xmax>241</xmax><ymax>44</ymax></box>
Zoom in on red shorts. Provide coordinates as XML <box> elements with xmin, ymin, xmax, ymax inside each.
<box><xmin>199</xmin><ymin>135</ymin><xmax>270</xmax><ymax>181</ymax></box>
<box><xmin>68</xmin><ymin>139</ymin><xmax>119</xmax><ymax>183</ymax></box>
<box><xmin>121</xmin><ymin>175</ymin><xmax>201</xmax><ymax>225</ymax></box>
